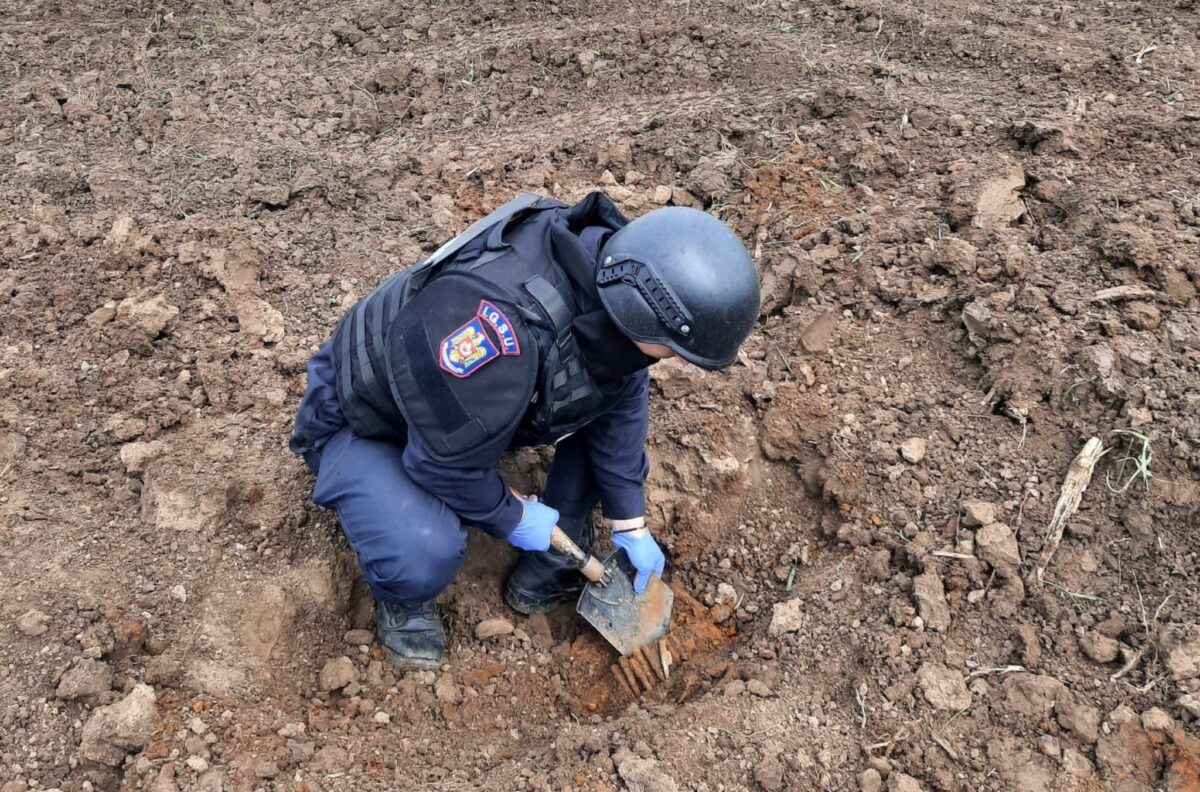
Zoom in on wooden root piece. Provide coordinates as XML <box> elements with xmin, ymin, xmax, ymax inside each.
<box><xmin>1035</xmin><ymin>436</ymin><xmax>1104</xmax><ymax>587</ymax></box>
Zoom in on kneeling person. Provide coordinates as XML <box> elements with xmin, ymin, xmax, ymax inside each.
<box><xmin>289</xmin><ymin>191</ymin><xmax>760</xmax><ymax>669</ymax></box>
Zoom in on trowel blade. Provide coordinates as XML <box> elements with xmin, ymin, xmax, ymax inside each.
<box><xmin>576</xmin><ymin>549</ymin><xmax>674</xmax><ymax>656</ymax></box>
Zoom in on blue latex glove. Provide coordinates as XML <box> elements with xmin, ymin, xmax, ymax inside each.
<box><xmin>612</xmin><ymin>529</ymin><xmax>666</xmax><ymax>594</ymax></box>
<box><xmin>507</xmin><ymin>500</ymin><xmax>559</xmax><ymax>552</ymax></box>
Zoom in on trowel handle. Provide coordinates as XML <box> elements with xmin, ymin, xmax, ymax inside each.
<box><xmin>550</xmin><ymin>526</ymin><xmax>607</xmax><ymax>583</ymax></box>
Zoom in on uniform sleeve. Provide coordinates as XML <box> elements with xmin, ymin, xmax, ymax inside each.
<box><xmin>401</xmin><ymin>426</ymin><xmax>525</xmax><ymax>539</ymax></box>
<box><xmin>585</xmin><ymin>369</ymin><xmax>651</xmax><ymax>520</ymax></box>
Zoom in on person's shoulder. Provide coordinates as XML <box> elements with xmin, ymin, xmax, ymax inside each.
<box><xmin>388</xmin><ymin>274</ymin><xmax>540</xmax><ymax>462</ymax></box>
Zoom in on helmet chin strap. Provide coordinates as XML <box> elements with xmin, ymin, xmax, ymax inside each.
<box><xmin>597</xmin><ymin>255</ymin><xmax>694</xmax><ymax>338</ymax></box>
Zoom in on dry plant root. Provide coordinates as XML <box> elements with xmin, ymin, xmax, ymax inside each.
<box><xmin>1035</xmin><ymin>436</ymin><xmax>1104</xmax><ymax>586</ymax></box>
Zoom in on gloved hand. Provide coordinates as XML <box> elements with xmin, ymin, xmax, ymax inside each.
<box><xmin>507</xmin><ymin>499</ymin><xmax>559</xmax><ymax>552</ymax></box>
<box><xmin>612</xmin><ymin>528</ymin><xmax>666</xmax><ymax>594</ymax></box>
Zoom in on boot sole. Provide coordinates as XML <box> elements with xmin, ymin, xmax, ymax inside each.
<box><xmin>382</xmin><ymin>647</ymin><xmax>443</xmax><ymax>672</ymax></box>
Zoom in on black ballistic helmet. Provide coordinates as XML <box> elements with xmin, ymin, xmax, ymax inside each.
<box><xmin>596</xmin><ymin>207</ymin><xmax>760</xmax><ymax>370</ymax></box>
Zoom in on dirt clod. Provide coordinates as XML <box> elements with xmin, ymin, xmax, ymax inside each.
<box><xmin>768</xmin><ymin>598</ymin><xmax>805</xmax><ymax>637</ymax></box>
<box><xmin>55</xmin><ymin>659</ymin><xmax>113</xmax><ymax>703</ymax></box>
<box><xmin>1165</xmin><ymin>633</ymin><xmax>1200</xmax><ymax>681</ymax></box>
<box><xmin>975</xmin><ymin>523</ymin><xmax>1020</xmax><ymax>577</ymax></box>
<box><xmin>913</xmin><ymin>570</ymin><xmax>951</xmax><ymax>632</ymax></box>
<box><xmin>859</xmin><ymin>768</ymin><xmax>883</xmax><ymax>792</ymax></box>
<box><xmin>1002</xmin><ymin>674</ymin><xmax>1064</xmax><ymax>720</ymax></box>
<box><xmin>1057</xmin><ymin>696</ymin><xmax>1101</xmax><ymax>743</ymax></box>
<box><xmin>16</xmin><ymin>609</ymin><xmax>49</xmax><ymax>637</ymax></box>
<box><xmin>78</xmin><ymin>683</ymin><xmax>159</xmax><ymax>766</ymax></box>
<box><xmin>1079</xmin><ymin>630</ymin><xmax>1120</xmax><ymax>664</ymax></box>
<box><xmin>887</xmin><ymin>772</ymin><xmax>927</xmax><ymax>792</ymax></box>
<box><xmin>615</xmin><ymin>747</ymin><xmax>679</xmax><ymax>792</ymax></box>
<box><xmin>962</xmin><ymin>499</ymin><xmax>998</xmax><ymax>528</ymax></box>
<box><xmin>434</xmin><ymin>673</ymin><xmax>461</xmax><ymax>704</ymax></box>
<box><xmin>116</xmin><ymin>295</ymin><xmax>179</xmax><ymax>339</ymax></box>
<box><xmin>318</xmin><ymin>657</ymin><xmax>357</xmax><ymax>692</ymax></box>
<box><xmin>1141</xmin><ymin>707</ymin><xmax>1174</xmax><ymax>732</ymax></box>
<box><xmin>917</xmin><ymin>663</ymin><xmax>970</xmax><ymax>711</ymax></box>
<box><xmin>343</xmin><ymin>629</ymin><xmax>374</xmax><ymax>646</ymax></box>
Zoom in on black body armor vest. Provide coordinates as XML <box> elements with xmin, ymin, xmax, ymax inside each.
<box><xmin>328</xmin><ymin>192</ymin><xmax>640</xmax><ymax>464</ymax></box>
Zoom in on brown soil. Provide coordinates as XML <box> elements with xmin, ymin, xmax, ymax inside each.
<box><xmin>2</xmin><ymin>0</ymin><xmax>1199</xmax><ymax>790</ymax></box>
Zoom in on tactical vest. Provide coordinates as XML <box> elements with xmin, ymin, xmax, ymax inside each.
<box><xmin>329</xmin><ymin>193</ymin><xmax>636</xmax><ymax>464</ymax></box>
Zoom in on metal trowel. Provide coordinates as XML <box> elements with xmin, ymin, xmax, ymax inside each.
<box><xmin>549</xmin><ymin>525</ymin><xmax>674</xmax><ymax>656</ymax></box>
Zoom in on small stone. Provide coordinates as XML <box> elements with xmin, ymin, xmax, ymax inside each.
<box><xmin>186</xmin><ymin>756</ymin><xmax>209</xmax><ymax>772</ymax></box>
<box><xmin>372</xmin><ymin>711</ymin><xmax>391</xmax><ymax>724</ymax></box>
<box><xmin>1140</xmin><ymin>707</ymin><xmax>1173</xmax><ymax>732</ymax></box>
<box><xmin>434</xmin><ymin>673</ymin><xmax>461</xmax><ymax>704</ymax></box>
<box><xmin>768</xmin><ymin>598</ymin><xmax>804</xmax><ymax>636</ymax></box>
<box><xmin>56</xmin><ymin>659</ymin><xmax>114</xmax><ymax>703</ymax></box>
<box><xmin>16</xmin><ymin>609</ymin><xmax>50</xmax><ymax>637</ymax></box>
<box><xmin>474</xmin><ymin>617</ymin><xmax>515</xmax><ymax>640</ymax></box>
<box><xmin>975</xmin><ymin>522</ymin><xmax>1020</xmax><ymax>577</ymax></box>
<box><xmin>86</xmin><ymin>301</ymin><xmax>118</xmax><ymax>328</ymax></box>
<box><xmin>917</xmin><ymin>663</ymin><xmax>971</xmax><ymax>711</ymax></box>
<box><xmin>169</xmin><ymin>585</ymin><xmax>187</xmax><ymax>603</ymax></box>
<box><xmin>254</xmin><ymin>761</ymin><xmax>279</xmax><ymax>779</ymax></box>
<box><xmin>343</xmin><ymin>629</ymin><xmax>374</xmax><ymax>646</ymax></box>
<box><xmin>188</xmin><ymin>717</ymin><xmax>208</xmax><ymax>735</ymax></box>
<box><xmin>1178</xmin><ymin>693</ymin><xmax>1200</xmax><ymax>719</ymax></box>
<box><xmin>652</xmin><ymin>185</ymin><xmax>673</xmax><ymax>205</ymax></box>
<box><xmin>888</xmin><ymin>773</ymin><xmax>926</xmax><ymax>792</ymax></box>
<box><xmin>715</xmin><ymin>583</ymin><xmax>738</xmax><ymax>606</ymax></box>
<box><xmin>318</xmin><ymin>656</ymin><xmax>357</xmax><ymax>691</ymax></box>
<box><xmin>1078</xmin><ymin>630</ymin><xmax>1119</xmax><ymax>664</ymax></box>
<box><xmin>899</xmin><ymin>438</ymin><xmax>927</xmax><ymax>463</ymax></box>
<box><xmin>746</xmin><ymin>680</ymin><xmax>774</xmax><ymax>697</ymax></box>
<box><xmin>961</xmin><ymin>499</ymin><xmax>998</xmax><ymax>527</ymax></box>
<box><xmin>859</xmin><ymin>768</ymin><xmax>883</xmax><ymax>792</ymax></box>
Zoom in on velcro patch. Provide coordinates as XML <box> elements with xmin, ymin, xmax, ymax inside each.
<box><xmin>477</xmin><ymin>300</ymin><xmax>521</xmax><ymax>356</ymax></box>
<box><xmin>439</xmin><ymin>317</ymin><xmax>499</xmax><ymax>378</ymax></box>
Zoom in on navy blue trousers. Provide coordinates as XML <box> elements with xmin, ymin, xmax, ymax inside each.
<box><xmin>291</xmin><ymin>343</ymin><xmax>599</xmax><ymax>605</ymax></box>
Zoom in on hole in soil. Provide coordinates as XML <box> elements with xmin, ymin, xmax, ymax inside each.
<box><xmin>428</xmin><ymin>530</ymin><xmax>749</xmax><ymax>719</ymax></box>
<box><xmin>552</xmin><ymin>585</ymin><xmax>738</xmax><ymax>717</ymax></box>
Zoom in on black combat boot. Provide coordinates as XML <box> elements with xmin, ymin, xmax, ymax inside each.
<box><xmin>505</xmin><ymin>513</ymin><xmax>593</xmax><ymax>614</ymax></box>
<box><xmin>376</xmin><ymin>600</ymin><xmax>445</xmax><ymax>670</ymax></box>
